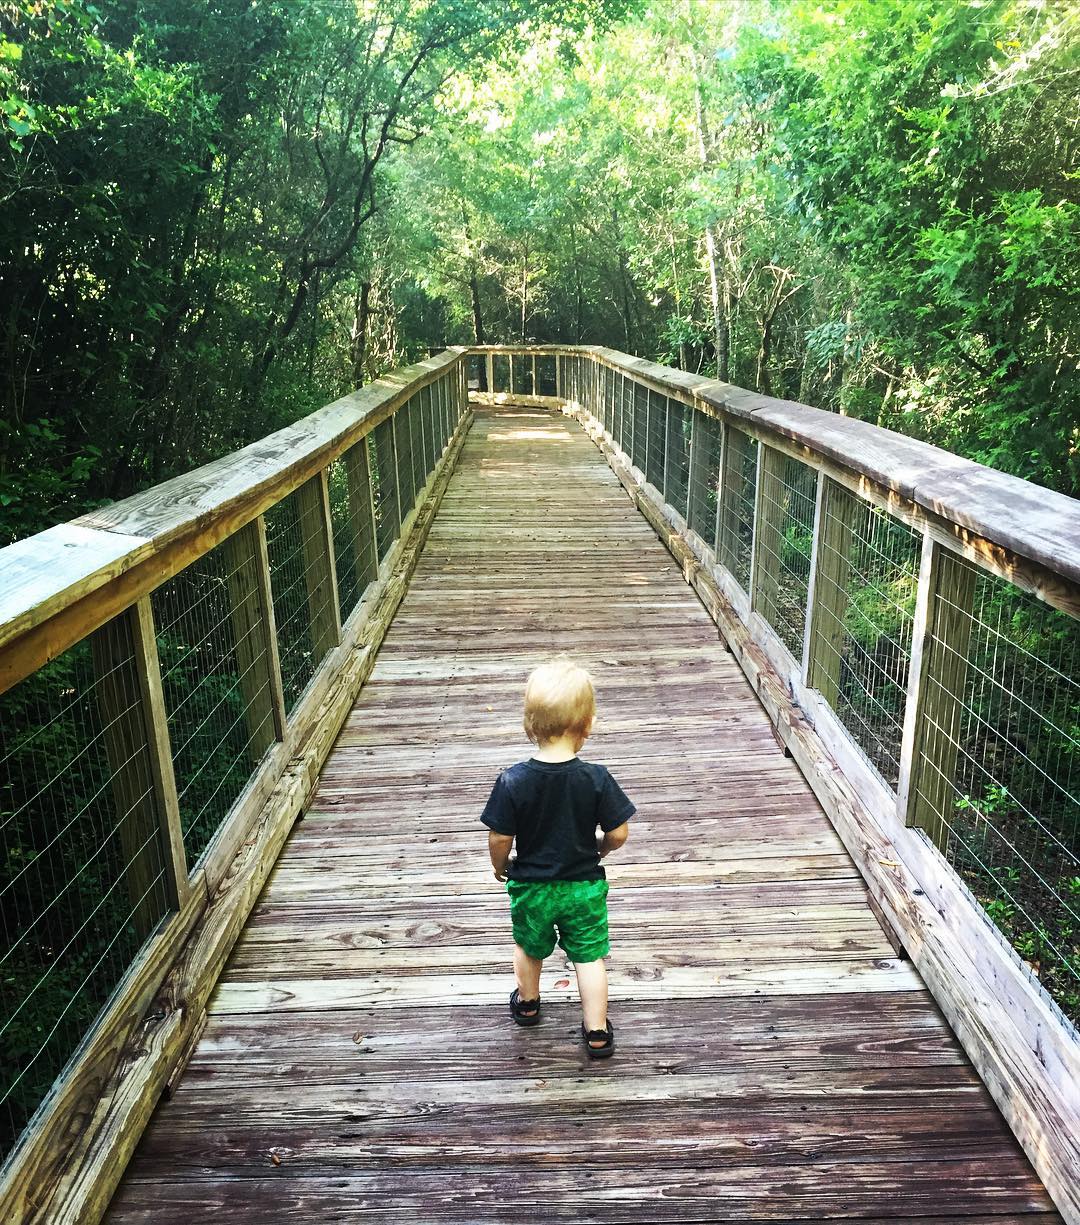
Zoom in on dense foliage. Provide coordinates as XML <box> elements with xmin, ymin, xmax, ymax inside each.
<box><xmin>0</xmin><ymin>0</ymin><xmax>1077</xmax><ymax>1153</ymax></box>
<box><xmin>0</xmin><ymin>0</ymin><xmax>630</xmax><ymax>541</ymax></box>
<box><xmin>399</xmin><ymin>0</ymin><xmax>1079</xmax><ymax>493</ymax></box>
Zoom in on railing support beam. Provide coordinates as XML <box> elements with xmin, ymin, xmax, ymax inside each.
<box><xmin>897</xmin><ymin>539</ymin><xmax>977</xmax><ymax>847</ymax></box>
<box><xmin>805</xmin><ymin>477</ymin><xmax>858</xmax><ymax>704</ymax></box>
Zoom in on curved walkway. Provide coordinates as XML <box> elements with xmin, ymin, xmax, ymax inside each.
<box><xmin>106</xmin><ymin>408</ymin><xmax>1057</xmax><ymax>1222</ymax></box>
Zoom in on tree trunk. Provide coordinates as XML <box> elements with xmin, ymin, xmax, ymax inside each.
<box><xmin>756</xmin><ymin>320</ymin><xmax>773</xmax><ymax>396</ymax></box>
<box><xmin>520</xmin><ymin>236</ymin><xmax>529</xmax><ymax>342</ymax></box>
<box><xmin>572</xmin><ymin>226</ymin><xmax>584</xmax><ymax>341</ymax></box>
<box><xmin>351</xmin><ymin>280</ymin><xmax>372</xmax><ymax>388</ymax></box>
<box><xmin>692</xmin><ymin>63</ymin><xmax>728</xmax><ymax>381</ymax></box>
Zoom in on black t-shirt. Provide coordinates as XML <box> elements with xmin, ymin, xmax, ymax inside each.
<box><xmin>480</xmin><ymin>758</ymin><xmax>635</xmax><ymax>881</ymax></box>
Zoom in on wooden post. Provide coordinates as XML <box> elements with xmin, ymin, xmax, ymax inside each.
<box><xmin>897</xmin><ymin>539</ymin><xmax>978</xmax><ymax>846</ymax></box>
<box><xmin>398</xmin><ymin>397</ymin><xmax>417</xmax><ymax>513</ymax></box>
<box><xmin>90</xmin><ymin>599</ymin><xmax>188</xmax><ymax>942</ymax></box>
<box><xmin>661</xmin><ymin>396</ymin><xmax>673</xmax><ymax>503</ymax></box>
<box><xmin>485</xmin><ymin>353</ymin><xmax>494</xmax><ymax>397</ymax></box>
<box><xmin>130</xmin><ymin>596</ymin><xmax>190</xmax><ymax>902</ymax></box>
<box><xmin>432</xmin><ymin>377</ymin><xmax>444</xmax><ymax>456</ymax></box>
<box><xmin>712</xmin><ymin>421</ymin><xmax>729</xmax><ymax>556</ymax></box>
<box><xmin>624</xmin><ymin>375</ymin><xmax>633</xmax><ymax>458</ymax></box>
<box><xmin>441</xmin><ymin>372</ymin><xmax>450</xmax><ymax>451</ymax></box>
<box><xmin>222</xmin><ymin>521</ymin><xmax>285</xmax><ymax>750</ymax></box>
<box><xmin>531</xmin><ymin>354</ymin><xmax>537</xmax><ymax>397</ymax></box>
<box><xmin>295</xmin><ymin>472</ymin><xmax>341</xmax><ymax>659</ymax></box>
<box><xmin>250</xmin><ymin>516</ymin><xmax>287</xmax><ymax>738</ymax></box>
<box><xmin>418</xmin><ymin>385</ymin><xmax>432</xmax><ymax>478</ymax></box>
<box><xmin>89</xmin><ymin>616</ymin><xmax>166</xmax><ymax>943</ymax></box>
<box><xmin>804</xmin><ymin>477</ymin><xmax>858</xmax><ymax>701</ymax></box>
<box><xmin>751</xmin><ymin>444</ymin><xmax>788</xmax><ymax>631</ymax></box>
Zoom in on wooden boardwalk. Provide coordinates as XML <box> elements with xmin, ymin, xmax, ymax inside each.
<box><xmin>106</xmin><ymin>408</ymin><xmax>1058</xmax><ymax>1222</ymax></box>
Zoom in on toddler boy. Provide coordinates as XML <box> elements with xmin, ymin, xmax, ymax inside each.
<box><xmin>481</xmin><ymin>658</ymin><xmax>634</xmax><ymax>1058</ymax></box>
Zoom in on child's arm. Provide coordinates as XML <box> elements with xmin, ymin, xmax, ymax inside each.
<box><xmin>488</xmin><ymin>831</ymin><xmax>515</xmax><ymax>881</ymax></box>
<box><xmin>599</xmin><ymin>821</ymin><xmax>629</xmax><ymax>858</ymax></box>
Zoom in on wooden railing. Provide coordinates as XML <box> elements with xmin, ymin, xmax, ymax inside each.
<box><xmin>0</xmin><ymin>350</ymin><xmax>470</xmax><ymax>1224</ymax></box>
<box><xmin>469</xmin><ymin>344</ymin><xmax>1080</xmax><ymax>1222</ymax></box>
<box><xmin>0</xmin><ymin>339</ymin><xmax>1076</xmax><ymax>1223</ymax></box>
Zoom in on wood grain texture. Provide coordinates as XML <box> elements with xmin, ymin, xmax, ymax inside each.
<box><xmin>0</xmin><ymin>352</ymin><xmax>465</xmax><ymax>690</ymax></box>
<box><xmin>105</xmin><ymin>407</ymin><xmax>1058</xmax><ymax>1224</ymax></box>
<box><xmin>0</xmin><ymin>410</ymin><xmax>474</xmax><ymax>1225</ymax></box>
<box><xmin>580</xmin><ymin>344</ymin><xmax>1080</xmax><ymax>590</ymax></box>
<box><xmin>568</xmin><ymin>401</ymin><xmax>1079</xmax><ymax>1222</ymax></box>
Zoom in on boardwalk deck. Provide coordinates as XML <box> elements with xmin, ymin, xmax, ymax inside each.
<box><xmin>105</xmin><ymin>408</ymin><xmax>1059</xmax><ymax>1222</ymax></box>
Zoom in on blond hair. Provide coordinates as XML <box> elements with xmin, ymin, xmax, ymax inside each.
<box><xmin>523</xmin><ymin>658</ymin><xmax>595</xmax><ymax>746</ymax></box>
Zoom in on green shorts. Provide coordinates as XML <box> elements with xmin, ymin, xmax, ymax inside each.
<box><xmin>507</xmin><ymin>878</ymin><xmax>610</xmax><ymax>963</ymax></box>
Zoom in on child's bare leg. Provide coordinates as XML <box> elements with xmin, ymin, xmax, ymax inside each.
<box><xmin>573</xmin><ymin>958</ymin><xmax>608</xmax><ymax>1041</ymax></box>
<box><xmin>513</xmin><ymin>943</ymin><xmax>542</xmax><ymax>1010</ymax></box>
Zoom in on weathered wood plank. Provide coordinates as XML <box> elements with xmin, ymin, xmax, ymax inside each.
<box><xmin>566</xmin><ymin>401</ymin><xmax>1078</xmax><ymax>1222</ymax></box>
<box><xmin>103</xmin><ymin>406</ymin><xmax>1057</xmax><ymax>1225</ymax></box>
<box><xmin>1</xmin><ymin>408</ymin><xmax>475</xmax><ymax>1225</ymax></box>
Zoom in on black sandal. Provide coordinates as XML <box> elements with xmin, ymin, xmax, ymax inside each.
<box><xmin>581</xmin><ymin>1020</ymin><xmax>615</xmax><ymax>1059</ymax></box>
<box><xmin>510</xmin><ymin>988</ymin><xmax>541</xmax><ymax>1026</ymax></box>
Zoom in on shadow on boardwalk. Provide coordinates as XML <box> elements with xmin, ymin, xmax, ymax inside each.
<box><xmin>106</xmin><ymin>409</ymin><xmax>1058</xmax><ymax>1222</ymax></box>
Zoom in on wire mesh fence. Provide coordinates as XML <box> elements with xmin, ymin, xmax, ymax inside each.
<box><xmin>0</xmin><ymin>357</ymin><xmax>468</xmax><ymax>1174</ymax></box>
<box><xmin>0</xmin><ymin>615</ymin><xmax>172</xmax><ymax>1161</ymax></box>
<box><xmin>687</xmin><ymin>410</ymin><xmax>723</xmax><ymax>549</ymax></box>
<box><xmin>645</xmin><ymin>390</ymin><xmax>667</xmax><ymax>493</ymax></box>
<box><xmin>537</xmin><ymin>355</ymin><xmax>557</xmax><ymax>396</ymax></box>
<box><xmin>808</xmin><ymin>483</ymin><xmax>921</xmax><ymax>786</ymax></box>
<box><xmin>912</xmin><ymin>555</ymin><xmax>1080</xmax><ymax>1022</ymax></box>
<box><xmin>511</xmin><ymin>355</ymin><xmax>535</xmax><ymax>397</ymax></box>
<box><xmin>627</xmin><ymin>381</ymin><xmax>646</xmax><ymax>473</ymax></box>
<box><xmin>151</xmin><ymin>529</ymin><xmax>278</xmax><ymax>863</ymax></box>
<box><xmin>264</xmin><ymin>479</ymin><xmax>338</xmax><ymax>713</ymax></box>
<box><xmin>718</xmin><ymin>427</ymin><xmax>758</xmax><ymax>591</ymax></box>
<box><xmin>327</xmin><ymin>444</ymin><xmax>379</xmax><ymax>624</ymax></box>
<box><xmin>372</xmin><ymin>419</ymin><xmax>400</xmax><ymax>562</ymax></box>
<box><xmin>665</xmin><ymin>398</ymin><xmax>691</xmax><ymax>518</ymax></box>
<box><xmin>753</xmin><ymin>450</ymin><xmax>817</xmax><ymax>660</ymax></box>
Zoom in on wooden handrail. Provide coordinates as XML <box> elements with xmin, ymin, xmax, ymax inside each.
<box><xmin>468</xmin><ymin>344</ymin><xmax>1080</xmax><ymax>602</ymax></box>
<box><xmin>1</xmin><ymin>341</ymin><xmax>1077</xmax><ymax>1222</ymax></box>
<box><xmin>0</xmin><ymin>350</ymin><xmax>471</xmax><ymax>1225</ymax></box>
<box><xmin>525</xmin><ymin>344</ymin><xmax>1079</xmax><ymax>1223</ymax></box>
<box><xmin>0</xmin><ymin>350</ymin><xmax>464</xmax><ymax>692</ymax></box>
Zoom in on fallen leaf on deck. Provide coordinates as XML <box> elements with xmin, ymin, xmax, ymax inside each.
<box><xmin>878</xmin><ymin>859</ymin><xmax>899</xmax><ymax>868</ymax></box>
<box><xmin>486</xmin><ymin>706</ymin><xmax>493</xmax><ymax>712</ymax></box>
<box><xmin>270</xmin><ymin>1153</ymin><xmax>282</xmax><ymax>1166</ymax></box>
<box><xmin>352</xmin><ymin>1031</ymin><xmax>365</xmax><ymax>1044</ymax></box>
<box><xmin>554</xmin><ymin>978</ymin><xmax>570</xmax><ymax>988</ymax></box>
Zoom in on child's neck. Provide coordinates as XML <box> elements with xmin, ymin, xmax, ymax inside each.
<box><xmin>533</xmin><ymin>734</ymin><xmax>582</xmax><ymax>763</ymax></box>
